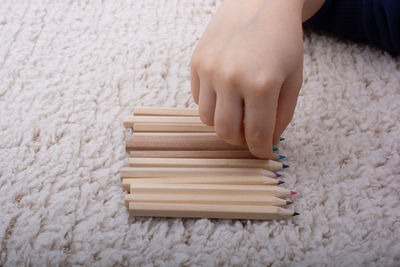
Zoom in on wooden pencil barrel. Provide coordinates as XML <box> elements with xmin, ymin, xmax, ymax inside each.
<box><xmin>121</xmin><ymin>176</ymin><xmax>280</xmax><ymax>190</ymax></box>
<box><xmin>133</xmin><ymin>123</ymin><xmax>214</xmax><ymax>132</ymax></box>
<box><xmin>133</xmin><ymin>106</ymin><xmax>199</xmax><ymax>116</ymax></box>
<box><xmin>125</xmin><ymin>194</ymin><xmax>288</xmax><ymax>207</ymax></box>
<box><xmin>126</xmin><ymin>133</ymin><xmax>248</xmax><ymax>151</ymax></box>
<box><xmin>130</xmin><ymin>184</ymin><xmax>292</xmax><ymax>198</ymax></box>
<box><xmin>120</xmin><ymin>167</ymin><xmax>277</xmax><ymax>179</ymax></box>
<box><xmin>129</xmin><ymin>150</ymin><xmax>281</xmax><ymax>161</ymax></box>
<box><xmin>128</xmin><ymin>157</ymin><xmax>284</xmax><ymax>172</ymax></box>
<box><xmin>129</xmin><ymin>202</ymin><xmax>295</xmax><ymax>220</ymax></box>
<box><xmin>123</xmin><ymin>116</ymin><xmax>202</xmax><ymax>128</ymax></box>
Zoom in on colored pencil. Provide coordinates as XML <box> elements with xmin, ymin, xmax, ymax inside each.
<box><xmin>124</xmin><ymin>193</ymin><xmax>290</xmax><ymax>207</ymax></box>
<box><xmin>129</xmin><ymin>150</ymin><xmax>283</xmax><ymax>161</ymax></box>
<box><xmin>128</xmin><ymin>157</ymin><xmax>288</xmax><ymax>172</ymax></box>
<box><xmin>123</xmin><ymin>116</ymin><xmax>202</xmax><ymax>128</ymax></box>
<box><xmin>122</xmin><ymin>176</ymin><xmax>282</xmax><ymax>190</ymax></box>
<box><xmin>120</xmin><ymin>167</ymin><xmax>278</xmax><ymax>179</ymax></box>
<box><xmin>130</xmin><ymin>183</ymin><xmax>295</xmax><ymax>198</ymax></box>
<box><xmin>129</xmin><ymin>202</ymin><xmax>298</xmax><ymax>220</ymax></box>
<box><xmin>133</xmin><ymin>106</ymin><xmax>199</xmax><ymax>116</ymax></box>
<box><xmin>126</xmin><ymin>133</ymin><xmax>248</xmax><ymax>151</ymax></box>
<box><xmin>133</xmin><ymin>122</ymin><xmax>214</xmax><ymax>132</ymax></box>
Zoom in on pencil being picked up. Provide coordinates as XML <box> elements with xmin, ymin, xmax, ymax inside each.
<box><xmin>120</xmin><ymin>106</ymin><xmax>298</xmax><ymax>220</ymax></box>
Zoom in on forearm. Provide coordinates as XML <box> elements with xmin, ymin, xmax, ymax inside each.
<box><xmin>302</xmin><ymin>0</ymin><xmax>326</xmax><ymax>21</ymax></box>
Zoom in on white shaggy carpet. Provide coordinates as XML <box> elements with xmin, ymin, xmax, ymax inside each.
<box><xmin>1</xmin><ymin>1</ymin><xmax>399</xmax><ymax>266</ymax></box>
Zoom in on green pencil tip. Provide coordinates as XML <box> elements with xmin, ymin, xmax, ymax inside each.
<box><xmin>293</xmin><ymin>212</ymin><xmax>300</xmax><ymax>216</ymax></box>
<box><xmin>273</xmin><ymin>147</ymin><xmax>278</xmax><ymax>151</ymax></box>
<box><xmin>280</xmin><ymin>137</ymin><xmax>285</xmax><ymax>141</ymax></box>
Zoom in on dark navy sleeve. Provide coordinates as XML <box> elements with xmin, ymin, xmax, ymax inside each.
<box><xmin>303</xmin><ymin>0</ymin><xmax>400</xmax><ymax>56</ymax></box>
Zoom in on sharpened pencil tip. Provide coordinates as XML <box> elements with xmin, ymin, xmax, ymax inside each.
<box><xmin>273</xmin><ymin>147</ymin><xmax>278</xmax><ymax>151</ymax></box>
<box><xmin>290</xmin><ymin>191</ymin><xmax>297</xmax><ymax>195</ymax></box>
<box><xmin>286</xmin><ymin>201</ymin><xmax>293</xmax><ymax>205</ymax></box>
<box><xmin>278</xmin><ymin>180</ymin><xmax>284</xmax><ymax>185</ymax></box>
<box><xmin>282</xmin><ymin>163</ymin><xmax>289</xmax><ymax>169</ymax></box>
<box><xmin>279</xmin><ymin>155</ymin><xmax>286</xmax><ymax>159</ymax></box>
<box><xmin>275</xmin><ymin>173</ymin><xmax>281</xmax><ymax>177</ymax></box>
<box><xmin>293</xmin><ymin>212</ymin><xmax>300</xmax><ymax>216</ymax></box>
<box><xmin>280</xmin><ymin>137</ymin><xmax>285</xmax><ymax>141</ymax></box>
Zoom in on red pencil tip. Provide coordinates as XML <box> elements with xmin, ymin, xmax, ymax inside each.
<box><xmin>278</xmin><ymin>180</ymin><xmax>285</xmax><ymax>185</ymax></box>
<box><xmin>290</xmin><ymin>191</ymin><xmax>297</xmax><ymax>195</ymax></box>
<box><xmin>286</xmin><ymin>201</ymin><xmax>293</xmax><ymax>205</ymax></box>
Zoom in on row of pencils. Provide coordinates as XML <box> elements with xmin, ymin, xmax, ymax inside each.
<box><xmin>121</xmin><ymin>106</ymin><xmax>299</xmax><ymax>220</ymax></box>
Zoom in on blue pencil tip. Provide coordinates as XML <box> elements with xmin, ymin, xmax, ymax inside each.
<box><xmin>275</xmin><ymin>173</ymin><xmax>281</xmax><ymax>177</ymax></box>
<box><xmin>279</xmin><ymin>155</ymin><xmax>286</xmax><ymax>159</ymax></box>
<box><xmin>282</xmin><ymin>163</ymin><xmax>289</xmax><ymax>169</ymax></box>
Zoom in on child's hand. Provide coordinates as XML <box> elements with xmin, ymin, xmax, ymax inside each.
<box><xmin>191</xmin><ymin>0</ymin><xmax>305</xmax><ymax>159</ymax></box>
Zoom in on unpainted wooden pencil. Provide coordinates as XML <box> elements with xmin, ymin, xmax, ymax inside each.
<box><xmin>130</xmin><ymin>183</ymin><xmax>294</xmax><ymax>198</ymax></box>
<box><xmin>121</xmin><ymin>176</ymin><xmax>281</xmax><ymax>190</ymax></box>
<box><xmin>124</xmin><ymin>193</ymin><xmax>289</xmax><ymax>207</ymax></box>
<box><xmin>129</xmin><ymin>202</ymin><xmax>297</xmax><ymax>220</ymax></box>
<box><xmin>129</xmin><ymin>150</ymin><xmax>254</xmax><ymax>158</ymax></box>
<box><xmin>129</xmin><ymin>150</ymin><xmax>282</xmax><ymax>161</ymax></box>
<box><xmin>133</xmin><ymin>122</ymin><xmax>214</xmax><ymax>132</ymax></box>
<box><xmin>133</xmin><ymin>106</ymin><xmax>199</xmax><ymax>117</ymax></box>
<box><xmin>123</xmin><ymin>116</ymin><xmax>202</xmax><ymax>128</ymax></box>
<box><xmin>126</xmin><ymin>133</ymin><xmax>248</xmax><ymax>151</ymax></box>
<box><xmin>128</xmin><ymin>157</ymin><xmax>285</xmax><ymax>172</ymax></box>
<box><xmin>120</xmin><ymin>167</ymin><xmax>278</xmax><ymax>179</ymax></box>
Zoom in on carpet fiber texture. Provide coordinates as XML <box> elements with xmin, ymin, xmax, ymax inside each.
<box><xmin>0</xmin><ymin>1</ymin><xmax>399</xmax><ymax>266</ymax></box>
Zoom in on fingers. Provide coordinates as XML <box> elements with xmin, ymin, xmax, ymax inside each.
<box><xmin>191</xmin><ymin>53</ymin><xmax>216</xmax><ymax>126</ymax></box>
<box><xmin>244</xmin><ymin>84</ymin><xmax>280</xmax><ymax>159</ymax></box>
<box><xmin>272</xmin><ymin>69</ymin><xmax>302</xmax><ymax>144</ymax></box>
<box><xmin>198</xmin><ymin>82</ymin><xmax>216</xmax><ymax>126</ymax></box>
<box><xmin>190</xmin><ymin>66</ymin><xmax>200</xmax><ymax>104</ymax></box>
<box><xmin>214</xmin><ymin>91</ymin><xmax>245</xmax><ymax>145</ymax></box>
